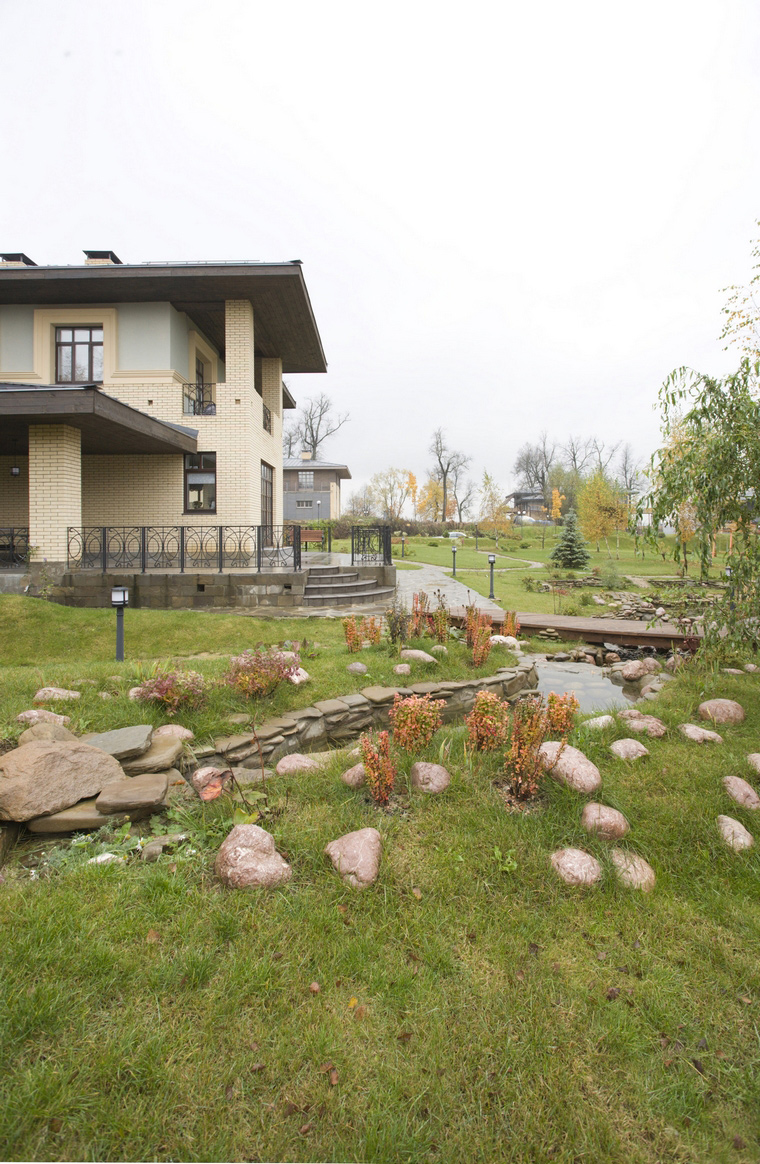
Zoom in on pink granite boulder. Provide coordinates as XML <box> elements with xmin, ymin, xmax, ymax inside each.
<box><xmin>538</xmin><ymin>743</ymin><xmax>602</xmax><ymax>794</ymax></box>
<box><xmin>679</xmin><ymin>723</ymin><xmax>723</xmax><ymax>744</ymax></box>
<box><xmin>722</xmin><ymin>775</ymin><xmax>760</xmax><ymax>811</ymax></box>
<box><xmin>16</xmin><ymin>708</ymin><xmax>71</xmax><ymax>726</ymax></box>
<box><xmin>581</xmin><ymin>803</ymin><xmax>630</xmax><ymax>839</ymax></box>
<box><xmin>324</xmin><ymin>827</ymin><xmax>382</xmax><ymax>888</ymax></box>
<box><xmin>215</xmin><ymin>824</ymin><xmax>293</xmax><ymax>889</ymax></box>
<box><xmin>410</xmin><ymin>762</ymin><xmax>451</xmax><ymax>794</ymax></box>
<box><xmin>153</xmin><ymin>724</ymin><xmax>195</xmax><ymax>741</ymax></box>
<box><xmin>275</xmin><ymin>753</ymin><xmax>322</xmax><ymax>776</ymax></box>
<box><xmin>611</xmin><ymin>849</ymin><xmax>656</xmax><ymax>892</ymax></box>
<box><xmin>550</xmin><ymin>848</ymin><xmax>602</xmax><ymax>886</ymax></box>
<box><xmin>698</xmin><ymin>699</ymin><xmax>745</xmax><ymax>725</ymax></box>
<box><xmin>617</xmin><ymin>710</ymin><xmax>667</xmax><ymax>738</ymax></box>
<box><xmin>717</xmin><ymin>815</ymin><xmax>754</xmax><ymax>852</ymax></box>
<box><xmin>33</xmin><ymin>687</ymin><xmax>80</xmax><ymax>703</ymax></box>
<box><xmin>610</xmin><ymin>738</ymin><xmax>649</xmax><ymax>761</ymax></box>
<box><xmin>341</xmin><ymin>762</ymin><xmax>366</xmax><ymax>788</ymax></box>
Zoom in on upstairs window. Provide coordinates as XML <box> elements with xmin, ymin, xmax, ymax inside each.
<box><xmin>185</xmin><ymin>452</ymin><xmax>216</xmax><ymax>512</ymax></box>
<box><xmin>56</xmin><ymin>326</ymin><xmax>103</xmax><ymax>383</ymax></box>
<box><xmin>298</xmin><ymin>471</ymin><xmax>314</xmax><ymax>489</ymax></box>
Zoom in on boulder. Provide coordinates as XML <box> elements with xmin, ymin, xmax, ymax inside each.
<box><xmin>27</xmin><ymin>797</ymin><xmax>127</xmax><ymax>833</ymax></box>
<box><xmin>550</xmin><ymin>848</ymin><xmax>602</xmax><ymax>886</ymax></box>
<box><xmin>400</xmin><ymin>649</ymin><xmax>437</xmax><ymax>665</ymax></box>
<box><xmin>717</xmin><ymin>814</ymin><xmax>754</xmax><ymax>852</ymax></box>
<box><xmin>191</xmin><ymin>766</ymin><xmax>232</xmax><ymax>797</ymax></box>
<box><xmin>96</xmin><ymin>771</ymin><xmax>169</xmax><ymax>814</ymax></box>
<box><xmin>581</xmin><ymin>715</ymin><xmax>615</xmax><ymax>732</ymax></box>
<box><xmin>121</xmin><ymin>735</ymin><xmax>185</xmax><ymax>775</ymax></box>
<box><xmin>747</xmin><ymin>753</ymin><xmax>760</xmax><ymax>776</ymax></box>
<box><xmin>641</xmin><ymin>657</ymin><xmax>661</xmax><ymax>674</ymax></box>
<box><xmin>491</xmin><ymin>635</ymin><xmax>518</xmax><ymax>648</ymax></box>
<box><xmin>16</xmin><ymin>708</ymin><xmax>71</xmax><ymax>726</ymax></box>
<box><xmin>17</xmin><ymin>722</ymin><xmax>77</xmax><ymax>746</ymax></box>
<box><xmin>0</xmin><ymin>740</ymin><xmax>125</xmax><ymax>822</ymax></box>
<box><xmin>618</xmin><ymin>710</ymin><xmax>667</xmax><ymax>738</ymax></box>
<box><xmin>153</xmin><ymin>724</ymin><xmax>195</xmax><ymax>741</ymax></box>
<box><xmin>393</xmin><ymin>664</ymin><xmax>412</xmax><ymax>676</ymax></box>
<box><xmin>610</xmin><ymin>738</ymin><xmax>649</xmax><ymax>761</ymax></box>
<box><xmin>341</xmin><ymin>762</ymin><xmax>366</xmax><ymax>788</ymax></box>
<box><xmin>140</xmin><ymin>832</ymin><xmax>188</xmax><ymax>862</ymax></box>
<box><xmin>698</xmin><ymin>698</ymin><xmax>745</xmax><ymax>725</ymax></box>
<box><xmin>722</xmin><ymin>775</ymin><xmax>760</xmax><ymax>811</ymax></box>
<box><xmin>723</xmin><ymin>668</ymin><xmax>744</xmax><ymax>676</ymax></box>
<box><xmin>324</xmin><ymin>827</ymin><xmax>382</xmax><ymax>888</ymax></box>
<box><xmin>621</xmin><ymin>660</ymin><xmax>647</xmax><ymax>682</ymax></box>
<box><xmin>538</xmin><ymin>742</ymin><xmax>602</xmax><ymax>794</ymax></box>
<box><xmin>679</xmin><ymin>723</ymin><xmax>723</xmax><ymax>744</ymax></box>
<box><xmin>215</xmin><ymin>824</ymin><xmax>292</xmax><ymax>889</ymax></box>
<box><xmin>288</xmin><ymin>668</ymin><xmax>311</xmax><ymax>685</ymax></box>
<box><xmin>33</xmin><ymin>687</ymin><xmax>80</xmax><ymax>703</ymax></box>
<box><xmin>431</xmin><ymin>645</ymin><xmax>448</xmax><ymax>658</ymax></box>
<box><xmin>84</xmin><ymin>724</ymin><xmax>154</xmax><ymax>761</ymax></box>
<box><xmin>581</xmin><ymin>803</ymin><xmax>629</xmax><ymax>839</ymax></box>
<box><xmin>347</xmin><ymin>662</ymin><xmax>368</xmax><ymax>675</ymax></box>
<box><xmin>410</xmin><ymin>762</ymin><xmax>451</xmax><ymax>794</ymax></box>
<box><xmin>743</xmin><ymin>663</ymin><xmax>758</xmax><ymax>673</ymax></box>
<box><xmin>610</xmin><ymin>849</ymin><xmax>656</xmax><ymax>892</ymax></box>
<box><xmin>275</xmin><ymin>753</ymin><xmax>322</xmax><ymax>776</ymax></box>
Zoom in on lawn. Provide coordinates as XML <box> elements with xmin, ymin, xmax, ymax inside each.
<box><xmin>1</xmin><ymin>602</ymin><xmax>760</xmax><ymax>1161</ymax></box>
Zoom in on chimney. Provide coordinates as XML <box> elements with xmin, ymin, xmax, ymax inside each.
<box><xmin>83</xmin><ymin>250</ymin><xmax>123</xmax><ymax>266</ymax></box>
<box><xmin>0</xmin><ymin>253</ymin><xmax>36</xmax><ymax>267</ymax></box>
<box><xmin>300</xmin><ymin>450</ymin><xmax>313</xmax><ymax>461</ymax></box>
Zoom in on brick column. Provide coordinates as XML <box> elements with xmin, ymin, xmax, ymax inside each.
<box><xmin>224</xmin><ymin>299</ymin><xmax>258</xmax><ymax>523</ymax></box>
<box><xmin>225</xmin><ymin>299</ymin><xmax>255</xmax><ymax>390</ymax></box>
<box><xmin>28</xmin><ymin>425</ymin><xmax>82</xmax><ymax>564</ymax></box>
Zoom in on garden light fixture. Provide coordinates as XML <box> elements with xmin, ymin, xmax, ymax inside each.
<box><xmin>111</xmin><ymin>586</ymin><xmax>129</xmax><ymax>662</ymax></box>
<box><xmin>488</xmin><ymin>554</ymin><xmax>496</xmax><ymax>600</ymax></box>
<box><xmin>452</xmin><ymin>544</ymin><xmax>457</xmax><ymax>577</ymax></box>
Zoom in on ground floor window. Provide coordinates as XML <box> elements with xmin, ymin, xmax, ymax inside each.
<box><xmin>261</xmin><ymin>461</ymin><xmax>273</xmax><ymax>527</ymax></box>
<box><xmin>185</xmin><ymin>452</ymin><xmax>216</xmax><ymax>512</ymax></box>
<box><xmin>295</xmin><ymin>499</ymin><xmax>313</xmax><ymax>509</ymax></box>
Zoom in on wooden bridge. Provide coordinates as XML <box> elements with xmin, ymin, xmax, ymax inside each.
<box><xmin>449</xmin><ymin>607</ymin><xmax>696</xmax><ymax>649</ymax></box>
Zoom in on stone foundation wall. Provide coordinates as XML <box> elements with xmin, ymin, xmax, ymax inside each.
<box><xmin>194</xmin><ymin>661</ymin><xmax>540</xmax><ymax>768</ymax></box>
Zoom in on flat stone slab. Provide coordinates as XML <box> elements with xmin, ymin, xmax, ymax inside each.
<box><xmin>610</xmin><ymin>738</ymin><xmax>649</xmax><ymax>761</ymax></box>
<box><xmin>723</xmin><ymin>775</ymin><xmax>760</xmax><ymax>810</ymax></box>
<box><xmin>361</xmin><ymin>686</ymin><xmax>399</xmax><ymax>704</ymax></box>
<box><xmin>581</xmin><ymin>803</ymin><xmax>630</xmax><ymax>839</ymax></box>
<box><xmin>0</xmin><ymin>740</ymin><xmax>125</xmax><ymax>822</ymax></box>
<box><xmin>611</xmin><ymin>849</ymin><xmax>656</xmax><ymax>892</ymax></box>
<box><xmin>399</xmin><ymin>649</ymin><xmax>437</xmax><ymax>664</ymax></box>
<box><xmin>698</xmin><ymin>698</ymin><xmax>745</xmax><ymax>725</ymax></box>
<box><xmin>679</xmin><ymin>723</ymin><xmax>723</xmax><ymax>744</ymax></box>
<box><xmin>717</xmin><ymin>814</ymin><xmax>754</xmax><ymax>851</ymax></box>
<box><xmin>27</xmin><ymin>797</ymin><xmax>128</xmax><ymax>833</ymax></box>
<box><xmin>85</xmin><ymin>725</ymin><xmax>154</xmax><ymax>761</ymax></box>
<box><xmin>341</xmin><ymin>762</ymin><xmax>366</xmax><ymax>788</ymax></box>
<box><xmin>582</xmin><ymin>715</ymin><xmax>615</xmax><ymax>732</ymax></box>
<box><xmin>550</xmin><ymin>848</ymin><xmax>602</xmax><ymax>886</ymax></box>
<box><xmin>617</xmin><ymin>711</ymin><xmax>667</xmax><ymax>738</ymax></box>
<box><xmin>275</xmin><ymin>753</ymin><xmax>321</xmax><ymax>776</ymax></box>
<box><xmin>96</xmin><ymin>771</ymin><xmax>169</xmax><ymax>813</ymax></box>
<box><xmin>324</xmin><ymin>827</ymin><xmax>381</xmax><ymax>888</ymax></box>
<box><xmin>215</xmin><ymin>824</ymin><xmax>292</xmax><ymax>889</ymax></box>
<box><xmin>313</xmin><ymin>699</ymin><xmax>349</xmax><ymax>715</ymax></box>
<box><xmin>538</xmin><ymin>743</ymin><xmax>602</xmax><ymax>794</ymax></box>
<box><xmin>214</xmin><ymin>734</ymin><xmax>255</xmax><ymax>754</ymax></box>
<box><xmin>410</xmin><ymin>761</ymin><xmax>451</xmax><ymax>793</ymax></box>
<box><xmin>122</xmin><ymin>736</ymin><xmax>185</xmax><ymax>774</ymax></box>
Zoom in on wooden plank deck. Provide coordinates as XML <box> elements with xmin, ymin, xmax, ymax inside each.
<box><xmin>448</xmin><ymin>606</ymin><xmax>694</xmax><ymax>649</ymax></box>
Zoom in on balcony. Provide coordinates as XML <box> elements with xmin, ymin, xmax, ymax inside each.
<box><xmin>183</xmin><ymin>383</ymin><xmax>217</xmax><ymax>416</ymax></box>
<box><xmin>263</xmin><ymin>401</ymin><xmax>272</xmax><ymax>433</ymax></box>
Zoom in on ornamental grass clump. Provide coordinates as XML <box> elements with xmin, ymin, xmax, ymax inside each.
<box><xmin>360</xmin><ymin>730</ymin><xmax>396</xmax><ymax>806</ymax></box>
<box><xmin>223</xmin><ymin>647</ymin><xmax>298</xmax><ymax>699</ymax></box>
<box><xmin>385</xmin><ymin>599</ymin><xmax>412</xmax><ymax>645</ymax></box>
<box><xmin>504</xmin><ymin>695</ymin><xmax>550</xmax><ymax>800</ymax></box>
<box><xmin>465</xmin><ymin>690</ymin><xmax>509</xmax><ymax>751</ymax></box>
<box><xmin>388</xmin><ymin>693</ymin><xmax>445</xmax><ymax>751</ymax></box>
<box><xmin>545</xmin><ymin>691</ymin><xmax>579</xmax><ymax>737</ymax></box>
<box><xmin>137</xmin><ymin>668</ymin><xmax>206</xmax><ymax>716</ymax></box>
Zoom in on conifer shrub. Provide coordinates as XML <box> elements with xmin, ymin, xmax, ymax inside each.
<box><xmin>549</xmin><ymin>509</ymin><xmax>591</xmax><ymax>570</ymax></box>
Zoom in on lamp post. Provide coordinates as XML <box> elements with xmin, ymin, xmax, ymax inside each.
<box><xmin>488</xmin><ymin>554</ymin><xmax>496</xmax><ymax>600</ymax></box>
<box><xmin>401</xmin><ymin>534</ymin><xmax>405</xmax><ymax>558</ymax></box>
<box><xmin>452</xmin><ymin>544</ymin><xmax>457</xmax><ymax>578</ymax></box>
<box><xmin>474</xmin><ymin>527</ymin><xmax>479</xmax><ymax>552</ymax></box>
<box><xmin>111</xmin><ymin>586</ymin><xmax>129</xmax><ymax>662</ymax></box>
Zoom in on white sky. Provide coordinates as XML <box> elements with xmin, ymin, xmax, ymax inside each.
<box><xmin>2</xmin><ymin>0</ymin><xmax>760</xmax><ymax>506</ymax></box>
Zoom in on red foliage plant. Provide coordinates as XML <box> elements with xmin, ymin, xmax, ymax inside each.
<box><xmin>360</xmin><ymin>730</ymin><xmax>396</xmax><ymax>806</ymax></box>
<box><xmin>465</xmin><ymin>690</ymin><xmax>509</xmax><ymax>751</ymax></box>
<box><xmin>137</xmin><ymin>668</ymin><xmax>206</xmax><ymax>716</ymax></box>
<box><xmin>503</xmin><ymin>610</ymin><xmax>520</xmax><ymax>638</ymax></box>
<box><xmin>342</xmin><ymin>616</ymin><xmax>362</xmax><ymax>653</ymax></box>
<box><xmin>472</xmin><ymin>619</ymin><xmax>493</xmax><ymax>667</ymax></box>
<box><xmin>343</xmin><ymin>615</ymin><xmax>383</xmax><ymax>652</ymax></box>
<box><xmin>505</xmin><ymin>695</ymin><xmax>551</xmax><ymax>800</ymax></box>
<box><xmin>223</xmin><ymin>648</ymin><xmax>298</xmax><ymax>698</ymax></box>
<box><xmin>388</xmin><ymin>693</ymin><xmax>445</xmax><ymax>751</ymax></box>
<box><xmin>545</xmin><ymin>691</ymin><xmax>579</xmax><ymax>737</ymax></box>
<box><xmin>411</xmin><ymin>592</ymin><xmax>432</xmax><ymax>638</ymax></box>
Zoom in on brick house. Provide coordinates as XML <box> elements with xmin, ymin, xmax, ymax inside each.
<box><xmin>0</xmin><ymin>251</ymin><xmax>326</xmax><ymax>572</ymax></box>
<box><xmin>282</xmin><ymin>451</ymin><xmax>351</xmax><ymax>522</ymax></box>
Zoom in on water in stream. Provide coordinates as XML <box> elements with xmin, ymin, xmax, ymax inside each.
<box><xmin>529</xmin><ymin>659</ymin><xmax>640</xmax><ymax>714</ymax></box>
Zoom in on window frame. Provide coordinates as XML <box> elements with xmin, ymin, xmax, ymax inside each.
<box><xmin>261</xmin><ymin>460</ymin><xmax>274</xmax><ymax>528</ymax></box>
<box><xmin>55</xmin><ymin>325</ymin><xmax>104</xmax><ymax>384</ymax></box>
<box><xmin>298</xmin><ymin>470</ymin><xmax>314</xmax><ymax>489</ymax></box>
<box><xmin>184</xmin><ymin>451</ymin><xmax>217</xmax><ymax>514</ymax></box>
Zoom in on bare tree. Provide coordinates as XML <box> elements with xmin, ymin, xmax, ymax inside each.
<box><xmin>453</xmin><ymin>476</ymin><xmax>477</xmax><ymax>523</ymax></box>
<box><xmin>282</xmin><ymin>393</ymin><xmax>349</xmax><ymax>460</ymax></box>
<box><xmin>590</xmin><ymin>437</ymin><xmax>621</xmax><ymax>473</ymax></box>
<box><xmin>344</xmin><ymin>485</ymin><xmax>377</xmax><ymax>519</ymax></box>
<box><xmin>429</xmin><ymin>428</ymin><xmax>470</xmax><ymax>523</ymax></box>
<box><xmin>616</xmin><ymin>443</ymin><xmax>641</xmax><ymax>504</ymax></box>
<box><xmin>513</xmin><ymin>431</ymin><xmax>556</xmax><ymax>497</ymax></box>
<box><xmin>562</xmin><ymin>435</ymin><xmax>594</xmax><ymax>474</ymax></box>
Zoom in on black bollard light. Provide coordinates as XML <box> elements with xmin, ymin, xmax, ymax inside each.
<box><xmin>452</xmin><ymin>544</ymin><xmax>457</xmax><ymax>578</ymax></box>
<box><xmin>488</xmin><ymin>554</ymin><xmax>496</xmax><ymax>600</ymax></box>
<box><xmin>474</xmin><ymin>527</ymin><xmax>479</xmax><ymax>552</ymax></box>
<box><xmin>401</xmin><ymin>534</ymin><xmax>405</xmax><ymax>558</ymax></box>
<box><xmin>111</xmin><ymin>586</ymin><xmax>129</xmax><ymax>662</ymax></box>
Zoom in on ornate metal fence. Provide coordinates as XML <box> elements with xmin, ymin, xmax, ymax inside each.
<box><xmin>351</xmin><ymin>525</ymin><xmax>392</xmax><ymax>565</ymax></box>
<box><xmin>0</xmin><ymin>527</ymin><xmax>29</xmax><ymax>569</ymax></box>
<box><xmin>67</xmin><ymin>526</ymin><xmax>301</xmax><ymax>573</ymax></box>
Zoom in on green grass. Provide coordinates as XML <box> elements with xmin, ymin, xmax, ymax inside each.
<box><xmin>2</xmin><ymin>661</ymin><xmax>760</xmax><ymax>1160</ymax></box>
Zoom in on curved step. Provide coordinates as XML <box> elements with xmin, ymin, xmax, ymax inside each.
<box><xmin>303</xmin><ymin>585</ymin><xmax>396</xmax><ymax>607</ymax></box>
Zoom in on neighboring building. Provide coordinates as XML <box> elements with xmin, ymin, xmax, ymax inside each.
<box><xmin>282</xmin><ymin>451</ymin><xmax>351</xmax><ymax>521</ymax></box>
<box><xmin>505</xmin><ymin>490</ymin><xmax>547</xmax><ymax>520</ymax></box>
<box><xmin>0</xmin><ymin>251</ymin><xmax>326</xmax><ymax>568</ymax></box>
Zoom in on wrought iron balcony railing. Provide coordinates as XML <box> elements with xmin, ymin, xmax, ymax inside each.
<box><xmin>67</xmin><ymin>525</ymin><xmax>302</xmax><ymax>573</ymax></box>
<box><xmin>263</xmin><ymin>402</ymin><xmax>272</xmax><ymax>433</ymax></box>
<box><xmin>183</xmin><ymin>384</ymin><xmax>217</xmax><ymax>416</ymax></box>
<box><xmin>0</xmin><ymin>527</ymin><xmax>29</xmax><ymax>569</ymax></box>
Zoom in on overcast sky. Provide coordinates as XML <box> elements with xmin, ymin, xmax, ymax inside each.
<box><xmin>3</xmin><ymin>0</ymin><xmax>760</xmax><ymax>506</ymax></box>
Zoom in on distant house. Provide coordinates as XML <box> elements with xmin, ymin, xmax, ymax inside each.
<box><xmin>505</xmin><ymin>490</ymin><xmax>546</xmax><ymax>520</ymax></box>
<box><xmin>282</xmin><ymin>452</ymin><xmax>351</xmax><ymax>521</ymax></box>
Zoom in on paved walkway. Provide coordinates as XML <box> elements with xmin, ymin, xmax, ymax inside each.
<box><xmin>394</xmin><ymin>562</ymin><xmax>503</xmax><ymax>617</ymax></box>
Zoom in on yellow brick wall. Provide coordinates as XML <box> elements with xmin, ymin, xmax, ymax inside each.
<box><xmin>0</xmin><ymin>458</ymin><xmax>29</xmax><ymax>525</ymax></box>
<box><xmin>28</xmin><ymin>425</ymin><xmax>81</xmax><ymax>561</ymax></box>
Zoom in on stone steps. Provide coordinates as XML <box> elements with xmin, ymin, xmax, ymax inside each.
<box><xmin>303</xmin><ymin>566</ymin><xmax>395</xmax><ymax>608</ymax></box>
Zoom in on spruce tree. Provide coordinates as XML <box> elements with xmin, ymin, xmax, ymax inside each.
<box><xmin>549</xmin><ymin>509</ymin><xmax>590</xmax><ymax>569</ymax></box>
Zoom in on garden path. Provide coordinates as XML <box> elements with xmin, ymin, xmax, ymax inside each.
<box><xmin>394</xmin><ymin>561</ymin><xmax>504</xmax><ymax>618</ymax></box>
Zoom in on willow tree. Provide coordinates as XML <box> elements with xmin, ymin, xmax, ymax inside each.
<box><xmin>645</xmin><ymin>359</ymin><xmax>760</xmax><ymax>649</ymax></box>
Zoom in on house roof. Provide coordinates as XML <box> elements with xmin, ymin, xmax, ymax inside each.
<box><xmin>283</xmin><ymin>457</ymin><xmax>351</xmax><ymax>480</ymax></box>
<box><xmin>0</xmin><ymin>384</ymin><xmax>198</xmax><ymax>455</ymax></box>
<box><xmin>0</xmin><ymin>260</ymin><xmax>327</xmax><ymax>374</ymax></box>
